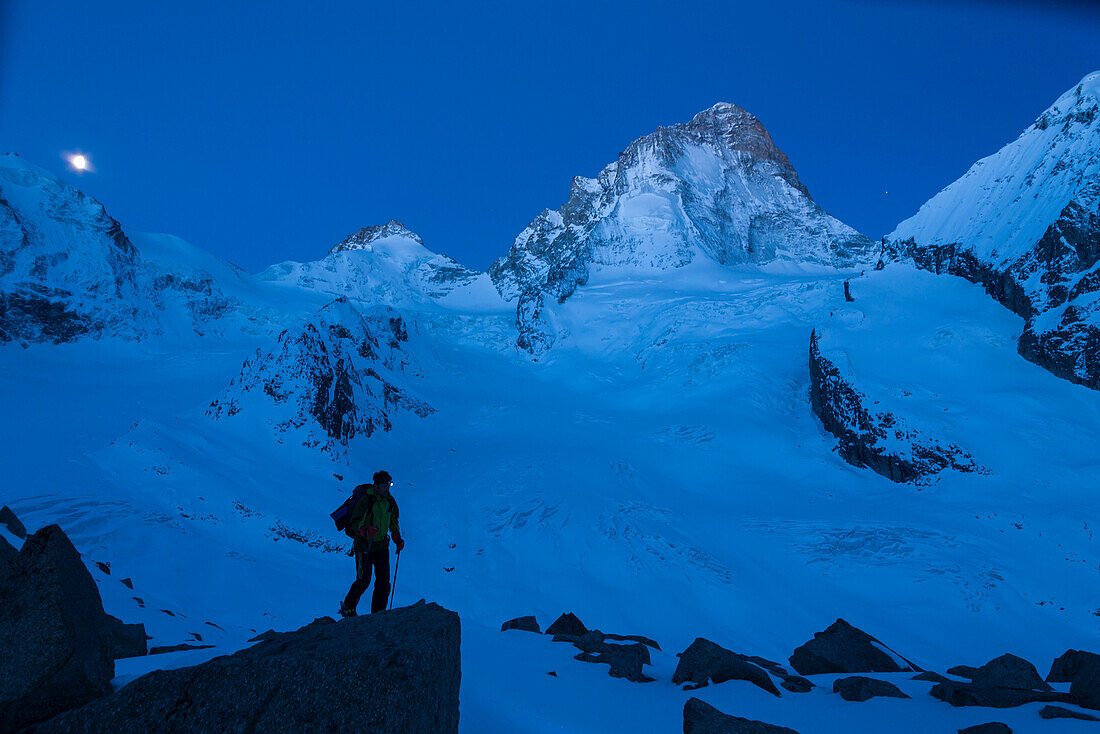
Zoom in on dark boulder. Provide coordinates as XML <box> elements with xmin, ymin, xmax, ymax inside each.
<box><xmin>969</xmin><ymin>654</ymin><xmax>1051</xmax><ymax>691</ymax></box>
<box><xmin>781</xmin><ymin>676</ymin><xmax>813</xmax><ymax>693</ymax></box>
<box><xmin>1047</xmin><ymin>649</ymin><xmax>1100</xmax><ymax>683</ymax></box>
<box><xmin>683</xmin><ymin>697</ymin><xmax>801</xmax><ymax>734</ymax></box>
<box><xmin>957</xmin><ymin>724</ymin><xmax>1011</xmax><ymax>734</ymax></box>
<box><xmin>0</xmin><ymin>505</ymin><xmax>27</xmax><ymax>539</ymax></box>
<box><xmin>1071</xmin><ymin>662</ymin><xmax>1100</xmax><ymax>710</ymax></box>
<box><xmin>788</xmin><ymin>618</ymin><xmax>918</xmax><ymax>675</ymax></box>
<box><xmin>575</xmin><ymin>642</ymin><xmax>654</xmax><ymax>683</ymax></box>
<box><xmin>930</xmin><ymin>681</ymin><xmax>1073</xmax><ymax>708</ymax></box>
<box><xmin>545</xmin><ymin>612</ymin><xmax>587</xmax><ymax>636</ymax></box>
<box><xmin>501</xmin><ymin>615</ymin><xmax>540</xmax><ymax>634</ymax></box>
<box><xmin>27</xmin><ymin>601</ymin><xmax>461</xmax><ymax>733</ymax></box>
<box><xmin>673</xmin><ymin>638</ymin><xmax>781</xmax><ymax>696</ymax></box>
<box><xmin>0</xmin><ymin>525</ymin><xmax>149</xmax><ymax>731</ymax></box>
<box><xmin>832</xmin><ymin>675</ymin><xmax>910</xmax><ymax>702</ymax></box>
<box><xmin>947</xmin><ymin>665</ymin><xmax>981</xmax><ymax>679</ymax></box>
<box><xmin>1039</xmin><ymin>705</ymin><xmax>1100</xmax><ymax>721</ymax></box>
<box><xmin>103</xmin><ymin>617</ymin><xmax>148</xmax><ymax>659</ymax></box>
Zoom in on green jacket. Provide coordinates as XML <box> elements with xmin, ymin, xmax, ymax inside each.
<box><xmin>350</xmin><ymin>487</ymin><xmax>400</xmax><ymax>554</ymax></box>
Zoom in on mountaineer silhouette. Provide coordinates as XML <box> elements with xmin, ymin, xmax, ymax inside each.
<box><xmin>332</xmin><ymin>470</ymin><xmax>405</xmax><ymax>616</ymax></box>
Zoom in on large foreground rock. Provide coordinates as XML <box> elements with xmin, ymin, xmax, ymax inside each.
<box><xmin>28</xmin><ymin>600</ymin><xmax>461</xmax><ymax>733</ymax></box>
<box><xmin>0</xmin><ymin>525</ymin><xmax>145</xmax><ymax>731</ymax></box>
<box><xmin>683</xmin><ymin>697</ymin><xmax>800</xmax><ymax>734</ymax></box>
<box><xmin>788</xmin><ymin>618</ymin><xmax>919</xmax><ymax>675</ymax></box>
<box><xmin>673</xmin><ymin>638</ymin><xmax>781</xmax><ymax>696</ymax></box>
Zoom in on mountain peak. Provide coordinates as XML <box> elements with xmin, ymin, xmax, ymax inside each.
<box><xmin>328</xmin><ymin>220</ymin><xmax>424</xmax><ymax>255</ymax></box>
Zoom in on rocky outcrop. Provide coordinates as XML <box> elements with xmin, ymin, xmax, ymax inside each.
<box><xmin>1040</xmin><ymin>705</ymin><xmax>1100</xmax><ymax>721</ymax></box>
<box><xmin>545</xmin><ymin>612</ymin><xmax>587</xmax><ymax>637</ymax></box>
<box><xmin>536</xmin><ymin>612</ymin><xmax>660</xmax><ymax>683</ymax></box>
<box><xmin>1047</xmin><ymin>649</ymin><xmax>1100</xmax><ymax>683</ymax></box>
<box><xmin>28</xmin><ymin>601</ymin><xmax>461</xmax><ymax>733</ymax></box>
<box><xmin>0</xmin><ymin>524</ymin><xmax>147</xmax><ymax>732</ymax></box>
<box><xmin>788</xmin><ymin>618</ymin><xmax>919</xmax><ymax>676</ymax></box>
<box><xmin>501</xmin><ymin>615</ymin><xmax>540</xmax><ymax>633</ymax></box>
<box><xmin>672</xmin><ymin>638</ymin><xmax>783</xmax><ymax>696</ymax></box>
<box><xmin>490</xmin><ymin>102</ymin><xmax>873</xmax><ymax>354</ymax></box>
<box><xmin>832</xmin><ymin>676</ymin><xmax>910</xmax><ymax>702</ymax></box>
<box><xmin>931</xmin><ymin>653</ymin><xmax>1075</xmax><ymax>709</ymax></box>
<box><xmin>206</xmin><ymin>298</ymin><xmax>433</xmax><ymax>456</ymax></box>
<box><xmin>808</xmin><ymin>330</ymin><xmax>980</xmax><ymax>482</ymax></box>
<box><xmin>683</xmin><ymin>697</ymin><xmax>801</xmax><ymax>734</ymax></box>
<box><xmin>887</xmin><ymin>72</ymin><xmax>1100</xmax><ymax>391</ymax></box>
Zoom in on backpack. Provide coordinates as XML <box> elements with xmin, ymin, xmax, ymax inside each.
<box><xmin>331</xmin><ymin>484</ymin><xmax>375</xmax><ymax>539</ymax></box>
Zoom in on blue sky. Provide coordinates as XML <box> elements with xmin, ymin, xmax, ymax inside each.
<box><xmin>1</xmin><ymin>0</ymin><xmax>1098</xmax><ymax>272</ymax></box>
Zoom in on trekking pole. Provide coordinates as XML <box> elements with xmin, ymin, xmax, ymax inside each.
<box><xmin>388</xmin><ymin>549</ymin><xmax>400</xmax><ymax>610</ymax></box>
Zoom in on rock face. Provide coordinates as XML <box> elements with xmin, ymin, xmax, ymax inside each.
<box><xmin>683</xmin><ymin>697</ymin><xmax>801</xmax><ymax>734</ymax></box>
<box><xmin>0</xmin><ymin>525</ymin><xmax>146</xmax><ymax>732</ymax></box>
<box><xmin>206</xmin><ymin>298</ymin><xmax>434</xmax><ymax>456</ymax></box>
<box><xmin>0</xmin><ymin>505</ymin><xmax>27</xmax><ymax>539</ymax></box>
<box><xmin>672</xmin><ymin>638</ymin><xmax>782</xmax><ymax>696</ymax></box>
<box><xmin>0</xmin><ymin>154</ymin><xmax>148</xmax><ymax>345</ymax></box>
<box><xmin>832</xmin><ymin>675</ymin><xmax>910</xmax><ymax>702</ymax></box>
<box><xmin>261</xmin><ymin>220</ymin><xmax>481</xmax><ymax>303</ymax></box>
<box><xmin>887</xmin><ymin>71</ymin><xmax>1100</xmax><ymax>391</ymax></box>
<box><xmin>1047</xmin><ymin>649</ymin><xmax>1100</xmax><ymax>683</ymax></box>
<box><xmin>545</xmin><ymin>612</ymin><xmax>588</xmax><ymax>637</ymax></box>
<box><xmin>809</xmin><ymin>330</ymin><xmax>979</xmax><ymax>482</ymax></box>
<box><xmin>930</xmin><ymin>654</ymin><xmax>1074</xmax><ymax>710</ymax></box>
<box><xmin>489</xmin><ymin>102</ymin><xmax>873</xmax><ymax>355</ymax></box>
<box><xmin>788</xmin><ymin>618</ymin><xmax>919</xmax><ymax>676</ymax></box>
<box><xmin>29</xmin><ymin>601</ymin><xmax>461</xmax><ymax>733</ymax></box>
<box><xmin>501</xmin><ymin>615</ymin><xmax>540</xmax><ymax>633</ymax></box>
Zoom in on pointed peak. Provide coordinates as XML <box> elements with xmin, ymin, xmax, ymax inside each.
<box><xmin>328</xmin><ymin>220</ymin><xmax>425</xmax><ymax>255</ymax></box>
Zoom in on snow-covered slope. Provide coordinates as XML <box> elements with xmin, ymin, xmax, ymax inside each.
<box><xmin>260</xmin><ymin>220</ymin><xmax>491</xmax><ymax>305</ymax></box>
<box><xmin>490</xmin><ymin>103</ymin><xmax>874</xmax><ymax>354</ymax></box>
<box><xmin>888</xmin><ymin>71</ymin><xmax>1100</xmax><ymax>390</ymax></box>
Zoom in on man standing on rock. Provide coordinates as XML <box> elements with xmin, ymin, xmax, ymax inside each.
<box><xmin>340</xmin><ymin>470</ymin><xmax>404</xmax><ymax>617</ymax></box>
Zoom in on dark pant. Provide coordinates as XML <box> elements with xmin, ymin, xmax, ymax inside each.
<box><xmin>343</xmin><ymin>547</ymin><xmax>390</xmax><ymax>613</ymax></box>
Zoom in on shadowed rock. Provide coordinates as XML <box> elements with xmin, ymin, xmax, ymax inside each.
<box><xmin>947</xmin><ymin>665</ymin><xmax>981</xmax><ymax>679</ymax></box>
<box><xmin>0</xmin><ymin>525</ymin><xmax>145</xmax><ymax>731</ymax></box>
<box><xmin>575</xmin><ymin>642</ymin><xmax>654</xmax><ymax>683</ymax></box>
<box><xmin>0</xmin><ymin>533</ymin><xmax>16</xmax><ymax>570</ymax></box>
<box><xmin>1072</xmin><ymin>662</ymin><xmax>1100</xmax><ymax>710</ymax></box>
<box><xmin>832</xmin><ymin>676</ymin><xmax>910</xmax><ymax>702</ymax></box>
<box><xmin>970</xmin><ymin>654</ymin><xmax>1051</xmax><ymax>691</ymax></box>
<box><xmin>147</xmin><ymin>643</ymin><xmax>214</xmax><ymax>655</ymax></box>
<box><xmin>957</xmin><ymin>724</ymin><xmax>1012</xmax><ymax>734</ymax></box>
<box><xmin>788</xmin><ymin>618</ymin><xmax>919</xmax><ymax>675</ymax></box>
<box><xmin>683</xmin><ymin>697</ymin><xmax>801</xmax><ymax>734</ymax></box>
<box><xmin>545</xmin><ymin>612</ymin><xmax>587</xmax><ymax>636</ymax></box>
<box><xmin>26</xmin><ymin>601</ymin><xmax>461</xmax><ymax>733</ymax></box>
<box><xmin>781</xmin><ymin>676</ymin><xmax>813</xmax><ymax>693</ymax></box>
<box><xmin>501</xmin><ymin>615</ymin><xmax>540</xmax><ymax>633</ymax></box>
<box><xmin>673</xmin><ymin>638</ymin><xmax>781</xmax><ymax>696</ymax></box>
<box><xmin>1048</xmin><ymin>649</ymin><xmax>1100</xmax><ymax>683</ymax></box>
<box><xmin>0</xmin><ymin>505</ymin><xmax>26</xmax><ymax>539</ymax></box>
<box><xmin>1039</xmin><ymin>704</ymin><xmax>1100</xmax><ymax>721</ymax></box>
<box><xmin>930</xmin><ymin>681</ymin><xmax>1073</xmax><ymax>709</ymax></box>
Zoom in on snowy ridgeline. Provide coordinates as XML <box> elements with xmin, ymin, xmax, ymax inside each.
<box><xmin>2</xmin><ymin>73</ymin><xmax>1100</xmax><ymax>733</ymax></box>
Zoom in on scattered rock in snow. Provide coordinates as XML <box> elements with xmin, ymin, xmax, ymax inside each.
<box><xmin>574</xmin><ymin>642</ymin><xmax>654</xmax><ymax>683</ymax></box>
<box><xmin>0</xmin><ymin>505</ymin><xmax>26</xmax><ymax>538</ymax></box>
<box><xmin>1047</xmin><ymin>649</ymin><xmax>1100</xmax><ymax>683</ymax></box>
<box><xmin>672</xmin><ymin>638</ymin><xmax>781</xmax><ymax>696</ymax></box>
<box><xmin>545</xmin><ymin>612</ymin><xmax>587</xmax><ymax>636</ymax></box>
<box><xmin>120</xmin><ymin>577</ymin><xmax>133</xmax><ymax>589</ymax></box>
<box><xmin>957</xmin><ymin>724</ymin><xmax>1012</xmax><ymax>734</ymax></box>
<box><xmin>930</xmin><ymin>680</ymin><xmax>1073</xmax><ymax>709</ymax></box>
<box><xmin>947</xmin><ymin>665</ymin><xmax>981</xmax><ymax>679</ymax></box>
<box><xmin>788</xmin><ymin>618</ymin><xmax>919</xmax><ymax>676</ymax></box>
<box><xmin>28</xmin><ymin>601</ymin><xmax>460</xmax><ymax>733</ymax></box>
<box><xmin>683</xmin><ymin>697</ymin><xmax>801</xmax><ymax>734</ymax></box>
<box><xmin>968</xmin><ymin>654</ymin><xmax>1052</xmax><ymax>691</ymax></box>
<box><xmin>1039</xmin><ymin>704</ymin><xmax>1100</xmax><ymax>721</ymax></box>
<box><xmin>501</xmin><ymin>615</ymin><xmax>540</xmax><ymax>633</ymax></box>
<box><xmin>781</xmin><ymin>676</ymin><xmax>813</xmax><ymax>693</ymax></box>
<box><xmin>832</xmin><ymin>675</ymin><xmax>910</xmax><ymax>702</ymax></box>
<box><xmin>0</xmin><ymin>525</ymin><xmax>146</xmax><ymax>731</ymax></box>
<box><xmin>147</xmin><ymin>643</ymin><xmax>214</xmax><ymax>656</ymax></box>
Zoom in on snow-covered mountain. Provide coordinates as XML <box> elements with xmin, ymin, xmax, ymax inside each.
<box><xmin>490</xmin><ymin>102</ymin><xmax>874</xmax><ymax>354</ymax></box>
<box><xmin>5</xmin><ymin>81</ymin><xmax>1100</xmax><ymax>733</ymax></box>
<box><xmin>260</xmin><ymin>219</ymin><xmax>489</xmax><ymax>305</ymax></box>
<box><xmin>888</xmin><ymin>71</ymin><xmax>1100</xmax><ymax>390</ymax></box>
<box><xmin>206</xmin><ymin>297</ymin><xmax>434</xmax><ymax>457</ymax></box>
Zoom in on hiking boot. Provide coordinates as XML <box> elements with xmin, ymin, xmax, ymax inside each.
<box><xmin>339</xmin><ymin>603</ymin><xmax>357</xmax><ymax>618</ymax></box>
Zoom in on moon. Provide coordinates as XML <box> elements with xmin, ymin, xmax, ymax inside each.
<box><xmin>63</xmin><ymin>152</ymin><xmax>93</xmax><ymax>173</ymax></box>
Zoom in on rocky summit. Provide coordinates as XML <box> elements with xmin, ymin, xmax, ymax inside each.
<box><xmin>489</xmin><ymin>102</ymin><xmax>873</xmax><ymax>354</ymax></box>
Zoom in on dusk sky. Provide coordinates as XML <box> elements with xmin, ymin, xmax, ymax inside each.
<box><xmin>2</xmin><ymin>0</ymin><xmax>1098</xmax><ymax>273</ymax></box>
